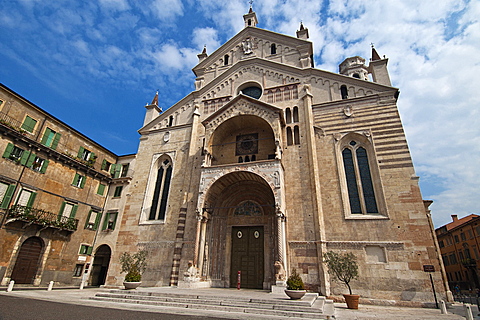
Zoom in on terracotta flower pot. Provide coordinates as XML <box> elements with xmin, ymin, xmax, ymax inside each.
<box><xmin>285</xmin><ymin>289</ymin><xmax>306</xmax><ymax>300</ymax></box>
<box><xmin>343</xmin><ymin>294</ymin><xmax>360</xmax><ymax>309</ymax></box>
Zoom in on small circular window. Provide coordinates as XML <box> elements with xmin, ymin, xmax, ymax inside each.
<box><xmin>241</xmin><ymin>86</ymin><xmax>262</xmax><ymax>99</ymax></box>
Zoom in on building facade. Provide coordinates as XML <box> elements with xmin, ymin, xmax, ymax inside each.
<box><xmin>436</xmin><ymin>214</ymin><xmax>480</xmax><ymax>292</ymax></box>
<box><xmin>0</xmin><ymin>83</ymin><xmax>134</xmax><ymax>287</ymax></box>
<box><xmin>101</xmin><ymin>9</ymin><xmax>449</xmax><ymax>304</ymax></box>
<box><xmin>0</xmin><ymin>8</ymin><xmax>449</xmax><ymax>305</ymax></box>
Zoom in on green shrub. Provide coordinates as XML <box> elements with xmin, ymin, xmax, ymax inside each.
<box><xmin>286</xmin><ymin>268</ymin><xmax>305</xmax><ymax>290</ymax></box>
<box><xmin>120</xmin><ymin>250</ymin><xmax>148</xmax><ymax>282</ymax></box>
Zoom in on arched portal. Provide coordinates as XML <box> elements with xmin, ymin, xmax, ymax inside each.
<box><xmin>199</xmin><ymin>171</ymin><xmax>276</xmax><ymax>289</ymax></box>
<box><xmin>10</xmin><ymin>237</ymin><xmax>44</xmax><ymax>284</ymax></box>
<box><xmin>90</xmin><ymin>245</ymin><xmax>111</xmax><ymax>286</ymax></box>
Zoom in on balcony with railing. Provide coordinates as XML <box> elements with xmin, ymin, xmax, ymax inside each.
<box><xmin>0</xmin><ymin>111</ymin><xmax>112</xmax><ymax>181</ymax></box>
<box><xmin>5</xmin><ymin>205</ymin><xmax>78</xmax><ymax>232</ymax></box>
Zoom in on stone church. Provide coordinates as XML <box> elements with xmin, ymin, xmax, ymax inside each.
<box><xmin>103</xmin><ymin>8</ymin><xmax>449</xmax><ymax>304</ymax></box>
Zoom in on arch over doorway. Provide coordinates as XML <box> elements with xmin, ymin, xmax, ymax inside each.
<box><xmin>11</xmin><ymin>237</ymin><xmax>44</xmax><ymax>284</ymax></box>
<box><xmin>198</xmin><ymin>171</ymin><xmax>278</xmax><ymax>289</ymax></box>
<box><xmin>90</xmin><ymin>245</ymin><xmax>111</xmax><ymax>286</ymax></box>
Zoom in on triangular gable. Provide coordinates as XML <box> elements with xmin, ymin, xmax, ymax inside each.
<box><xmin>202</xmin><ymin>93</ymin><xmax>285</xmax><ymax>128</ymax></box>
<box><xmin>193</xmin><ymin>26</ymin><xmax>313</xmax><ymax>77</ymax></box>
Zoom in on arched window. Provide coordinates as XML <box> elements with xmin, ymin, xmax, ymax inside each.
<box><xmin>286</xmin><ymin>127</ymin><xmax>293</xmax><ymax>146</ymax></box>
<box><xmin>270</xmin><ymin>43</ymin><xmax>277</xmax><ymax>55</ymax></box>
<box><xmin>248</xmin><ymin>19</ymin><xmax>252</xmax><ymax>26</ymax></box>
<box><xmin>149</xmin><ymin>158</ymin><xmax>172</xmax><ymax>220</ymax></box>
<box><xmin>168</xmin><ymin>115</ymin><xmax>174</xmax><ymax>127</ymax></box>
<box><xmin>293</xmin><ymin>106</ymin><xmax>299</xmax><ymax>123</ymax></box>
<box><xmin>251</xmin><ymin>154</ymin><xmax>256</xmax><ymax>161</ymax></box>
<box><xmin>353</xmin><ymin>73</ymin><xmax>360</xmax><ymax>79</ymax></box>
<box><xmin>238</xmin><ymin>156</ymin><xmax>243</xmax><ymax>163</ymax></box>
<box><xmin>245</xmin><ymin>155</ymin><xmax>250</xmax><ymax>162</ymax></box>
<box><xmin>285</xmin><ymin>108</ymin><xmax>292</xmax><ymax>124</ymax></box>
<box><xmin>224</xmin><ymin>54</ymin><xmax>229</xmax><ymax>66</ymax></box>
<box><xmin>340</xmin><ymin>85</ymin><xmax>348</xmax><ymax>99</ymax></box>
<box><xmin>294</xmin><ymin>126</ymin><xmax>300</xmax><ymax>145</ymax></box>
<box><xmin>342</xmin><ymin>141</ymin><xmax>378</xmax><ymax>214</ymax></box>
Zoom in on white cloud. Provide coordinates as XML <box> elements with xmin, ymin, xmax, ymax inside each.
<box><xmin>192</xmin><ymin>27</ymin><xmax>220</xmax><ymax>52</ymax></box>
<box><xmin>150</xmin><ymin>0</ymin><xmax>184</xmax><ymax>21</ymax></box>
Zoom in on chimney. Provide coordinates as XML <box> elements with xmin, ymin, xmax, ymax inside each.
<box><xmin>451</xmin><ymin>214</ymin><xmax>458</xmax><ymax>222</ymax></box>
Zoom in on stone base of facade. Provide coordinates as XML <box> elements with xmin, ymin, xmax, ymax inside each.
<box><xmin>177</xmin><ymin>279</ymin><xmax>212</xmax><ymax>289</ymax></box>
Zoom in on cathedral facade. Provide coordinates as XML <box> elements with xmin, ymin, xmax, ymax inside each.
<box><xmin>103</xmin><ymin>9</ymin><xmax>449</xmax><ymax>304</ymax></box>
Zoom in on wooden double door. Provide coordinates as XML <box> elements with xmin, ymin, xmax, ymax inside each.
<box><xmin>230</xmin><ymin>226</ymin><xmax>264</xmax><ymax>289</ymax></box>
<box><xmin>11</xmin><ymin>237</ymin><xmax>43</xmax><ymax>284</ymax></box>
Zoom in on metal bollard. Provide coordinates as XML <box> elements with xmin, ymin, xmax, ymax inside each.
<box><xmin>440</xmin><ymin>300</ymin><xmax>447</xmax><ymax>314</ymax></box>
<box><xmin>47</xmin><ymin>281</ymin><xmax>54</xmax><ymax>291</ymax></box>
<box><xmin>464</xmin><ymin>304</ymin><xmax>474</xmax><ymax>320</ymax></box>
<box><xmin>6</xmin><ymin>280</ymin><xmax>14</xmax><ymax>292</ymax></box>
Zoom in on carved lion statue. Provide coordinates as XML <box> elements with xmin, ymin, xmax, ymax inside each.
<box><xmin>274</xmin><ymin>260</ymin><xmax>286</xmax><ymax>281</ymax></box>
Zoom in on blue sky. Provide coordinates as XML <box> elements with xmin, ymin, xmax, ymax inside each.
<box><xmin>0</xmin><ymin>0</ymin><xmax>479</xmax><ymax>227</ymax></box>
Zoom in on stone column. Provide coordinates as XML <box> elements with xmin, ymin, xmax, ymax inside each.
<box><xmin>197</xmin><ymin>214</ymin><xmax>209</xmax><ymax>276</ymax></box>
<box><xmin>193</xmin><ymin>209</ymin><xmax>202</xmax><ymax>267</ymax></box>
<box><xmin>276</xmin><ymin>206</ymin><xmax>287</xmax><ymax>275</ymax></box>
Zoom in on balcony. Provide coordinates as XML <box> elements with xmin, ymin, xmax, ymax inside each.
<box><xmin>5</xmin><ymin>205</ymin><xmax>78</xmax><ymax>231</ymax></box>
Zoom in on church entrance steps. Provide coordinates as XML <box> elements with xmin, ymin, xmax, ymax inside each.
<box><xmin>90</xmin><ymin>288</ymin><xmax>335</xmax><ymax>319</ymax></box>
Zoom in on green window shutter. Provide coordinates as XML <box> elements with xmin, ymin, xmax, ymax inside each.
<box><xmin>110</xmin><ymin>164</ymin><xmax>116</xmax><ymax>175</ymax></box>
<box><xmin>101</xmin><ymin>159</ymin><xmax>107</xmax><ymax>170</ymax></box>
<box><xmin>84</xmin><ymin>211</ymin><xmax>92</xmax><ymax>229</ymax></box>
<box><xmin>70</xmin><ymin>204</ymin><xmax>78</xmax><ymax>218</ymax></box>
<box><xmin>86</xmin><ymin>246</ymin><xmax>93</xmax><ymax>255</ymax></box>
<box><xmin>19</xmin><ymin>150</ymin><xmax>31</xmax><ymax>166</ymax></box>
<box><xmin>94</xmin><ymin>211</ymin><xmax>103</xmax><ymax>230</ymax></box>
<box><xmin>40</xmin><ymin>128</ymin><xmax>51</xmax><ymax>145</ymax></box>
<box><xmin>58</xmin><ymin>202</ymin><xmax>66</xmax><ymax>220</ymax></box>
<box><xmin>40</xmin><ymin>159</ymin><xmax>49</xmax><ymax>173</ymax></box>
<box><xmin>72</xmin><ymin>173</ymin><xmax>79</xmax><ymax>186</ymax></box>
<box><xmin>90</xmin><ymin>152</ymin><xmax>95</xmax><ymax>161</ymax></box>
<box><xmin>97</xmin><ymin>183</ymin><xmax>106</xmax><ymax>195</ymax></box>
<box><xmin>79</xmin><ymin>176</ymin><xmax>86</xmax><ymax>189</ymax></box>
<box><xmin>2</xmin><ymin>143</ymin><xmax>14</xmax><ymax>158</ymax></box>
<box><xmin>25</xmin><ymin>153</ymin><xmax>35</xmax><ymax>168</ymax></box>
<box><xmin>111</xmin><ymin>213</ymin><xmax>117</xmax><ymax>230</ymax></box>
<box><xmin>102</xmin><ymin>213</ymin><xmax>109</xmax><ymax>230</ymax></box>
<box><xmin>51</xmin><ymin>133</ymin><xmax>61</xmax><ymax>150</ymax></box>
<box><xmin>0</xmin><ymin>184</ymin><xmax>15</xmax><ymax>209</ymax></box>
<box><xmin>26</xmin><ymin>192</ymin><xmax>37</xmax><ymax>208</ymax></box>
<box><xmin>77</xmin><ymin>146</ymin><xmax>85</xmax><ymax>158</ymax></box>
<box><xmin>21</xmin><ymin>116</ymin><xmax>37</xmax><ymax>133</ymax></box>
<box><xmin>113</xmin><ymin>164</ymin><xmax>121</xmax><ymax>178</ymax></box>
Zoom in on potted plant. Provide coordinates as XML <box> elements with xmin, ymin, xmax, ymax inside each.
<box><xmin>120</xmin><ymin>250</ymin><xmax>147</xmax><ymax>289</ymax></box>
<box><xmin>284</xmin><ymin>268</ymin><xmax>306</xmax><ymax>299</ymax></box>
<box><xmin>323</xmin><ymin>251</ymin><xmax>359</xmax><ymax>309</ymax></box>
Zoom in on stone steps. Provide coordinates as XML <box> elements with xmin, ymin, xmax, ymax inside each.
<box><xmin>91</xmin><ymin>290</ymin><xmax>335</xmax><ymax>319</ymax></box>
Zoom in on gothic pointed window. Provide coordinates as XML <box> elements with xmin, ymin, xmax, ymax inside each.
<box><xmin>341</xmin><ymin>140</ymin><xmax>379</xmax><ymax>214</ymax></box>
<box><xmin>149</xmin><ymin>158</ymin><xmax>172</xmax><ymax>220</ymax></box>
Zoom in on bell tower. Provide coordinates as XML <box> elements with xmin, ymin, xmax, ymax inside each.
<box><xmin>243</xmin><ymin>5</ymin><xmax>258</xmax><ymax>28</ymax></box>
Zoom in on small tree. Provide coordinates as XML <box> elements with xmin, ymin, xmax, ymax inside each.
<box><xmin>120</xmin><ymin>250</ymin><xmax>148</xmax><ymax>282</ymax></box>
<box><xmin>323</xmin><ymin>251</ymin><xmax>358</xmax><ymax>295</ymax></box>
<box><xmin>286</xmin><ymin>268</ymin><xmax>305</xmax><ymax>290</ymax></box>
